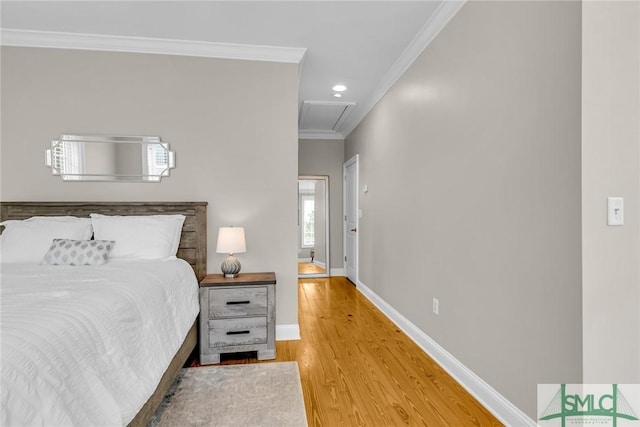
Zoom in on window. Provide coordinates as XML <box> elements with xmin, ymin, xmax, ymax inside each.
<box><xmin>300</xmin><ymin>194</ymin><xmax>315</xmax><ymax>248</ymax></box>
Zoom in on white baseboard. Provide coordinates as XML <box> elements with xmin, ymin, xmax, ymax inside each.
<box><xmin>297</xmin><ymin>258</ymin><xmax>312</xmax><ymax>263</ymax></box>
<box><xmin>356</xmin><ymin>280</ymin><xmax>536</xmax><ymax>427</ymax></box>
<box><xmin>330</xmin><ymin>268</ymin><xmax>345</xmax><ymax>276</ymax></box>
<box><xmin>276</xmin><ymin>324</ymin><xmax>300</xmax><ymax>341</ymax></box>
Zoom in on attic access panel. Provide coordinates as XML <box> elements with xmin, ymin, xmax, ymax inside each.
<box><xmin>299</xmin><ymin>101</ymin><xmax>356</xmax><ymax>132</ymax></box>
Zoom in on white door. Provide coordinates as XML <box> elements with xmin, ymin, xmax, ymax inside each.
<box><xmin>344</xmin><ymin>155</ymin><xmax>358</xmax><ymax>284</ymax></box>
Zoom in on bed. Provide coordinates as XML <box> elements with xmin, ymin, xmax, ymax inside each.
<box><xmin>0</xmin><ymin>201</ymin><xmax>207</xmax><ymax>426</ymax></box>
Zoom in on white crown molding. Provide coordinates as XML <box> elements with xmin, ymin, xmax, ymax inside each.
<box><xmin>0</xmin><ymin>29</ymin><xmax>307</xmax><ymax>64</ymax></box>
<box><xmin>339</xmin><ymin>0</ymin><xmax>467</xmax><ymax>138</ymax></box>
<box><xmin>298</xmin><ymin>130</ymin><xmax>345</xmax><ymax>140</ymax></box>
<box><xmin>356</xmin><ymin>279</ymin><xmax>537</xmax><ymax>427</ymax></box>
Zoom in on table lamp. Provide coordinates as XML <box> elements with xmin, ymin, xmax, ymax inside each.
<box><xmin>216</xmin><ymin>226</ymin><xmax>246</xmax><ymax>278</ymax></box>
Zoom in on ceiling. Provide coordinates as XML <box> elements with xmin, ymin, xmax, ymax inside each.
<box><xmin>0</xmin><ymin>1</ymin><xmax>464</xmax><ymax>139</ymax></box>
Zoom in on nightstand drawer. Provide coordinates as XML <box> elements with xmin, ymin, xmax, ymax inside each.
<box><xmin>208</xmin><ymin>317</ymin><xmax>267</xmax><ymax>348</ymax></box>
<box><xmin>208</xmin><ymin>287</ymin><xmax>267</xmax><ymax>318</ymax></box>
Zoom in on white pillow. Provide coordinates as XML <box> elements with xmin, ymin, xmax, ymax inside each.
<box><xmin>0</xmin><ymin>216</ymin><xmax>94</xmax><ymax>264</ymax></box>
<box><xmin>90</xmin><ymin>214</ymin><xmax>185</xmax><ymax>260</ymax></box>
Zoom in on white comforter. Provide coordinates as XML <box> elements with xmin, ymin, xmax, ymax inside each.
<box><xmin>0</xmin><ymin>259</ymin><xmax>199</xmax><ymax>426</ymax></box>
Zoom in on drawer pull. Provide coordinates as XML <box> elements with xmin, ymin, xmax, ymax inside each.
<box><xmin>226</xmin><ymin>300</ymin><xmax>251</xmax><ymax>305</ymax></box>
<box><xmin>226</xmin><ymin>330</ymin><xmax>250</xmax><ymax>335</ymax></box>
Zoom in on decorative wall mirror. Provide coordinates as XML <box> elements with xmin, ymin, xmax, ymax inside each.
<box><xmin>45</xmin><ymin>134</ymin><xmax>175</xmax><ymax>182</ymax></box>
<box><xmin>298</xmin><ymin>176</ymin><xmax>330</xmax><ymax>278</ymax></box>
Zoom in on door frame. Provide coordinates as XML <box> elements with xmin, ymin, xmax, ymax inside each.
<box><xmin>343</xmin><ymin>155</ymin><xmax>359</xmax><ymax>285</ymax></box>
<box><xmin>298</xmin><ymin>175</ymin><xmax>330</xmax><ymax>278</ymax></box>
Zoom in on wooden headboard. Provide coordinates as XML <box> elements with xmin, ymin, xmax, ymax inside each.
<box><xmin>0</xmin><ymin>201</ymin><xmax>208</xmax><ymax>281</ymax></box>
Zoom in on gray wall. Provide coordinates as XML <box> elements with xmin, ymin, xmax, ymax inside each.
<box><xmin>299</xmin><ymin>139</ymin><xmax>345</xmax><ymax>272</ymax></box>
<box><xmin>1</xmin><ymin>46</ymin><xmax>300</xmax><ymax>328</ymax></box>
<box><xmin>345</xmin><ymin>1</ymin><xmax>582</xmax><ymax>418</ymax></box>
<box><xmin>582</xmin><ymin>1</ymin><xmax>640</xmax><ymax>383</ymax></box>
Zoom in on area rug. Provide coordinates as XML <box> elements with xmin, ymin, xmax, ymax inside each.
<box><xmin>149</xmin><ymin>362</ymin><xmax>308</xmax><ymax>427</ymax></box>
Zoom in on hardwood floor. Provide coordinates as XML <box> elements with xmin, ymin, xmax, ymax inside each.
<box><xmin>298</xmin><ymin>262</ymin><xmax>326</xmax><ymax>275</ymax></box>
<box><xmin>193</xmin><ymin>276</ymin><xmax>502</xmax><ymax>426</ymax></box>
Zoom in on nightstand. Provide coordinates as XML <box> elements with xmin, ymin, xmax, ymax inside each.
<box><xmin>199</xmin><ymin>272</ymin><xmax>276</xmax><ymax>365</ymax></box>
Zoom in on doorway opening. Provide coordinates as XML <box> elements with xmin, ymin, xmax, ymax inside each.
<box><xmin>298</xmin><ymin>176</ymin><xmax>330</xmax><ymax>278</ymax></box>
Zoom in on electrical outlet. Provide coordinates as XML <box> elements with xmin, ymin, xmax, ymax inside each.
<box><xmin>432</xmin><ymin>298</ymin><xmax>439</xmax><ymax>315</ymax></box>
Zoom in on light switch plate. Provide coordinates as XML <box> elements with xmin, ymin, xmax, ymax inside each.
<box><xmin>607</xmin><ymin>197</ymin><xmax>624</xmax><ymax>226</ymax></box>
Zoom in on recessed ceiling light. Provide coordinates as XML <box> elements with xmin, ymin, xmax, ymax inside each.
<box><xmin>332</xmin><ymin>84</ymin><xmax>347</xmax><ymax>92</ymax></box>
<box><xmin>333</xmin><ymin>93</ymin><xmax>343</xmax><ymax>98</ymax></box>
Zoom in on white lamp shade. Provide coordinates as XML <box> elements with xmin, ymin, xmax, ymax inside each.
<box><xmin>216</xmin><ymin>227</ymin><xmax>246</xmax><ymax>254</ymax></box>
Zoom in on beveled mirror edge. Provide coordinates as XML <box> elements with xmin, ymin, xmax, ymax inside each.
<box><xmin>46</xmin><ymin>134</ymin><xmax>176</xmax><ymax>183</ymax></box>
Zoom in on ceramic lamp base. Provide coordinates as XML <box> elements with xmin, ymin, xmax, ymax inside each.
<box><xmin>221</xmin><ymin>254</ymin><xmax>241</xmax><ymax>278</ymax></box>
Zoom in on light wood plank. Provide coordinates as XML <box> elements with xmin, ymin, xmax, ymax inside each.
<box><xmin>298</xmin><ymin>262</ymin><xmax>327</xmax><ymax>274</ymax></box>
<box><xmin>196</xmin><ymin>276</ymin><xmax>502</xmax><ymax>427</ymax></box>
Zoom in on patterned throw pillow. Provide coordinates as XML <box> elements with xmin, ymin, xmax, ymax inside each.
<box><xmin>41</xmin><ymin>239</ymin><xmax>115</xmax><ymax>266</ymax></box>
